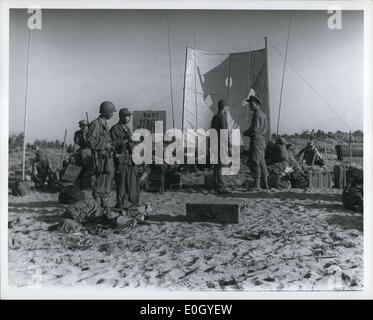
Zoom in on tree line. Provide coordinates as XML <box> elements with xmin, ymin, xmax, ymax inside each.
<box><xmin>9</xmin><ymin>129</ymin><xmax>363</xmax><ymax>151</ymax></box>
<box><xmin>9</xmin><ymin>133</ymin><xmax>63</xmax><ymax>150</ymax></box>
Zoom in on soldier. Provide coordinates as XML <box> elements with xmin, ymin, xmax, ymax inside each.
<box><xmin>275</xmin><ymin>136</ymin><xmax>290</xmax><ymax>163</ymax></box>
<box><xmin>244</xmin><ymin>95</ymin><xmax>269</xmax><ymax>190</ymax></box>
<box><xmin>73</xmin><ymin>120</ymin><xmax>89</xmax><ymax>151</ymax></box>
<box><xmin>86</xmin><ymin>101</ymin><xmax>117</xmax><ymax>214</ymax></box>
<box><xmin>211</xmin><ymin>99</ymin><xmax>229</xmax><ymax>193</ymax></box>
<box><xmin>297</xmin><ymin>141</ymin><xmax>325</xmax><ymax>167</ymax></box>
<box><xmin>110</xmin><ymin>108</ymin><xmax>140</xmax><ymax>210</ymax></box>
<box><xmin>31</xmin><ymin>149</ymin><xmax>56</xmax><ymax>188</ymax></box>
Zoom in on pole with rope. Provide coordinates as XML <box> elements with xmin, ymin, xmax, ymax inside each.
<box><xmin>193</xmin><ymin>20</ymin><xmax>198</xmax><ymax>129</ymax></box>
<box><xmin>276</xmin><ymin>13</ymin><xmax>292</xmax><ymax>135</ymax></box>
<box><xmin>264</xmin><ymin>37</ymin><xmax>271</xmax><ymax>142</ymax></box>
<box><xmin>268</xmin><ymin>41</ymin><xmax>352</xmax><ymax>132</ymax></box>
<box><xmin>166</xmin><ymin>12</ymin><xmax>175</xmax><ymax>130</ymax></box>
<box><xmin>22</xmin><ymin>29</ymin><xmax>32</xmax><ymax>181</ymax></box>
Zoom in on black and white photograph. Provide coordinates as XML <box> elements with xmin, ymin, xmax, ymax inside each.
<box><xmin>1</xmin><ymin>0</ymin><xmax>372</xmax><ymax>300</ymax></box>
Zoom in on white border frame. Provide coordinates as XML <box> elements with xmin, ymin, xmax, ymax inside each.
<box><xmin>1</xmin><ymin>0</ymin><xmax>372</xmax><ymax>300</ymax></box>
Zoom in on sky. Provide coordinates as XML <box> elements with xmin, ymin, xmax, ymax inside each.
<box><xmin>9</xmin><ymin>9</ymin><xmax>364</xmax><ymax>143</ymax></box>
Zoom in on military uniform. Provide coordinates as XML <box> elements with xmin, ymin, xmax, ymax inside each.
<box><xmin>246</xmin><ymin>103</ymin><xmax>268</xmax><ymax>185</ymax></box>
<box><xmin>110</xmin><ymin>122</ymin><xmax>140</xmax><ymax>209</ymax></box>
<box><xmin>31</xmin><ymin>150</ymin><xmax>55</xmax><ymax>187</ymax></box>
<box><xmin>211</xmin><ymin>107</ymin><xmax>228</xmax><ymax>192</ymax></box>
<box><xmin>86</xmin><ymin>116</ymin><xmax>115</xmax><ymax>207</ymax></box>
<box><xmin>297</xmin><ymin>143</ymin><xmax>325</xmax><ymax>167</ymax></box>
<box><xmin>74</xmin><ymin>129</ymin><xmax>89</xmax><ymax>150</ymax></box>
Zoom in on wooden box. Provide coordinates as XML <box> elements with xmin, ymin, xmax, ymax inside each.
<box><xmin>186</xmin><ymin>201</ymin><xmax>241</xmax><ymax>224</ymax></box>
<box><xmin>334</xmin><ymin>165</ymin><xmax>347</xmax><ymax>189</ymax></box>
<box><xmin>165</xmin><ymin>172</ymin><xmax>181</xmax><ymax>190</ymax></box>
<box><xmin>308</xmin><ymin>170</ymin><xmax>333</xmax><ymax>189</ymax></box>
<box><xmin>61</xmin><ymin>164</ymin><xmax>82</xmax><ymax>183</ymax></box>
<box><xmin>148</xmin><ymin>165</ymin><xmax>165</xmax><ymax>193</ymax></box>
<box><xmin>204</xmin><ymin>174</ymin><xmax>214</xmax><ymax>190</ymax></box>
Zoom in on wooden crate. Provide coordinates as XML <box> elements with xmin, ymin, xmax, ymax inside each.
<box><xmin>335</xmin><ymin>144</ymin><xmax>363</xmax><ymax>160</ymax></box>
<box><xmin>334</xmin><ymin>165</ymin><xmax>347</xmax><ymax>189</ymax></box>
<box><xmin>165</xmin><ymin>172</ymin><xmax>181</xmax><ymax>190</ymax></box>
<box><xmin>204</xmin><ymin>174</ymin><xmax>214</xmax><ymax>190</ymax></box>
<box><xmin>308</xmin><ymin>170</ymin><xmax>333</xmax><ymax>189</ymax></box>
<box><xmin>148</xmin><ymin>165</ymin><xmax>165</xmax><ymax>193</ymax></box>
<box><xmin>186</xmin><ymin>201</ymin><xmax>241</xmax><ymax>224</ymax></box>
<box><xmin>61</xmin><ymin>164</ymin><xmax>82</xmax><ymax>183</ymax></box>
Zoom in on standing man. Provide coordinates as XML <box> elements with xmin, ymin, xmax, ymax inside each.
<box><xmin>244</xmin><ymin>95</ymin><xmax>269</xmax><ymax>190</ymax></box>
<box><xmin>110</xmin><ymin>108</ymin><xmax>140</xmax><ymax>210</ymax></box>
<box><xmin>73</xmin><ymin>120</ymin><xmax>91</xmax><ymax>168</ymax></box>
<box><xmin>211</xmin><ymin>99</ymin><xmax>229</xmax><ymax>193</ymax></box>
<box><xmin>86</xmin><ymin>101</ymin><xmax>117</xmax><ymax>214</ymax></box>
<box><xmin>74</xmin><ymin>120</ymin><xmax>89</xmax><ymax>151</ymax></box>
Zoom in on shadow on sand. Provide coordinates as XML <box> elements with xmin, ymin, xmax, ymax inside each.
<box><xmin>216</xmin><ymin>190</ymin><xmax>341</xmax><ymax>202</ymax></box>
<box><xmin>8</xmin><ymin>201</ymin><xmax>62</xmax><ymax>209</ymax></box>
<box><xmin>147</xmin><ymin>214</ymin><xmax>189</xmax><ymax>223</ymax></box>
<box><xmin>326</xmin><ymin>213</ymin><xmax>363</xmax><ymax>232</ymax></box>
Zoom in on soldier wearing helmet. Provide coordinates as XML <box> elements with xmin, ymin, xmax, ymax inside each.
<box><xmin>110</xmin><ymin>108</ymin><xmax>140</xmax><ymax>210</ymax></box>
<box><xmin>86</xmin><ymin>101</ymin><xmax>117</xmax><ymax>215</ymax></box>
<box><xmin>73</xmin><ymin>120</ymin><xmax>89</xmax><ymax>152</ymax></box>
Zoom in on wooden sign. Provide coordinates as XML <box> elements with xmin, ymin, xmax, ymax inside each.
<box><xmin>133</xmin><ymin>110</ymin><xmax>166</xmax><ymax>133</ymax></box>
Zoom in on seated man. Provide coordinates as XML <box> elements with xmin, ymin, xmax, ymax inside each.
<box><xmin>297</xmin><ymin>141</ymin><xmax>325</xmax><ymax>167</ymax></box>
<box><xmin>286</xmin><ymin>143</ymin><xmax>309</xmax><ymax>188</ymax></box>
<box><xmin>31</xmin><ymin>150</ymin><xmax>56</xmax><ymax>188</ymax></box>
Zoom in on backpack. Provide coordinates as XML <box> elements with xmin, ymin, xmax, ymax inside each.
<box><xmin>342</xmin><ymin>184</ymin><xmax>363</xmax><ymax>212</ymax></box>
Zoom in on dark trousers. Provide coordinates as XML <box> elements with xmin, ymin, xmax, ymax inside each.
<box><xmin>249</xmin><ymin>158</ymin><xmax>268</xmax><ymax>180</ymax></box>
<box><xmin>115</xmin><ymin>164</ymin><xmax>140</xmax><ymax>208</ymax></box>
<box><xmin>213</xmin><ymin>164</ymin><xmax>224</xmax><ymax>191</ymax></box>
<box><xmin>93</xmin><ymin>157</ymin><xmax>114</xmax><ymax>208</ymax></box>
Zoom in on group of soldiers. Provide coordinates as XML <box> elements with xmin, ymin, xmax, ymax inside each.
<box><xmin>77</xmin><ymin>101</ymin><xmax>140</xmax><ymax>215</ymax></box>
<box><xmin>210</xmin><ymin>95</ymin><xmax>325</xmax><ymax>193</ymax></box>
<box><xmin>31</xmin><ymin>101</ymin><xmax>140</xmax><ymax>217</ymax></box>
<box><xmin>30</xmin><ymin>95</ymin><xmax>324</xmax><ymax>215</ymax></box>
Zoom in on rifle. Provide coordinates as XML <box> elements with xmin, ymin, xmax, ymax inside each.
<box><xmin>60</xmin><ymin>129</ymin><xmax>67</xmax><ymax>169</ymax></box>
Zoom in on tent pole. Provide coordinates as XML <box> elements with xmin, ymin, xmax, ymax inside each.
<box><xmin>265</xmin><ymin>36</ymin><xmax>271</xmax><ymax>142</ymax></box>
<box><xmin>166</xmin><ymin>12</ymin><xmax>175</xmax><ymax>129</ymax></box>
<box><xmin>60</xmin><ymin>129</ymin><xmax>67</xmax><ymax>169</ymax></box>
<box><xmin>226</xmin><ymin>55</ymin><xmax>232</xmax><ymax>102</ymax></box>
<box><xmin>192</xmin><ymin>22</ymin><xmax>199</xmax><ymax>129</ymax></box>
<box><xmin>181</xmin><ymin>46</ymin><xmax>188</xmax><ymax>134</ymax></box>
<box><xmin>349</xmin><ymin>131</ymin><xmax>352</xmax><ymax>164</ymax></box>
<box><xmin>276</xmin><ymin>13</ymin><xmax>292</xmax><ymax>136</ymax></box>
<box><xmin>22</xmin><ymin>29</ymin><xmax>32</xmax><ymax>181</ymax></box>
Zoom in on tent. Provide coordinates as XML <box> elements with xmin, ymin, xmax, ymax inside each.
<box><xmin>182</xmin><ymin>41</ymin><xmax>271</xmax><ymax>147</ymax></box>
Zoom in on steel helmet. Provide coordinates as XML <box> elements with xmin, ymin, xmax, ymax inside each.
<box><xmin>99</xmin><ymin>101</ymin><xmax>117</xmax><ymax>115</ymax></box>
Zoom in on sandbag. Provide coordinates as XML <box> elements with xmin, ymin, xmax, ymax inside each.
<box><xmin>12</xmin><ymin>180</ymin><xmax>31</xmax><ymax>196</ymax></box>
<box><xmin>290</xmin><ymin>172</ymin><xmax>309</xmax><ymax>189</ymax></box>
<box><xmin>268</xmin><ymin>174</ymin><xmax>292</xmax><ymax>190</ymax></box>
<box><xmin>64</xmin><ymin>197</ymin><xmax>103</xmax><ymax>224</ymax></box>
<box><xmin>57</xmin><ymin>219</ymin><xmax>81</xmax><ymax>234</ymax></box>
<box><xmin>346</xmin><ymin>167</ymin><xmax>363</xmax><ymax>186</ymax></box>
<box><xmin>58</xmin><ymin>185</ymin><xmax>85</xmax><ymax>205</ymax></box>
<box><xmin>342</xmin><ymin>184</ymin><xmax>363</xmax><ymax>212</ymax></box>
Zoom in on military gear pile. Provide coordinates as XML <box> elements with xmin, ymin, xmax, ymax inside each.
<box><xmin>58</xmin><ymin>185</ymin><xmax>86</xmax><ymax>205</ymax></box>
<box><xmin>342</xmin><ymin>184</ymin><xmax>363</xmax><ymax>212</ymax></box>
<box><xmin>341</xmin><ymin>166</ymin><xmax>363</xmax><ymax>213</ymax></box>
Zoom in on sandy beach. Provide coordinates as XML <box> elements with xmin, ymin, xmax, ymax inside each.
<box><xmin>8</xmin><ymin>170</ymin><xmax>363</xmax><ymax>291</ymax></box>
